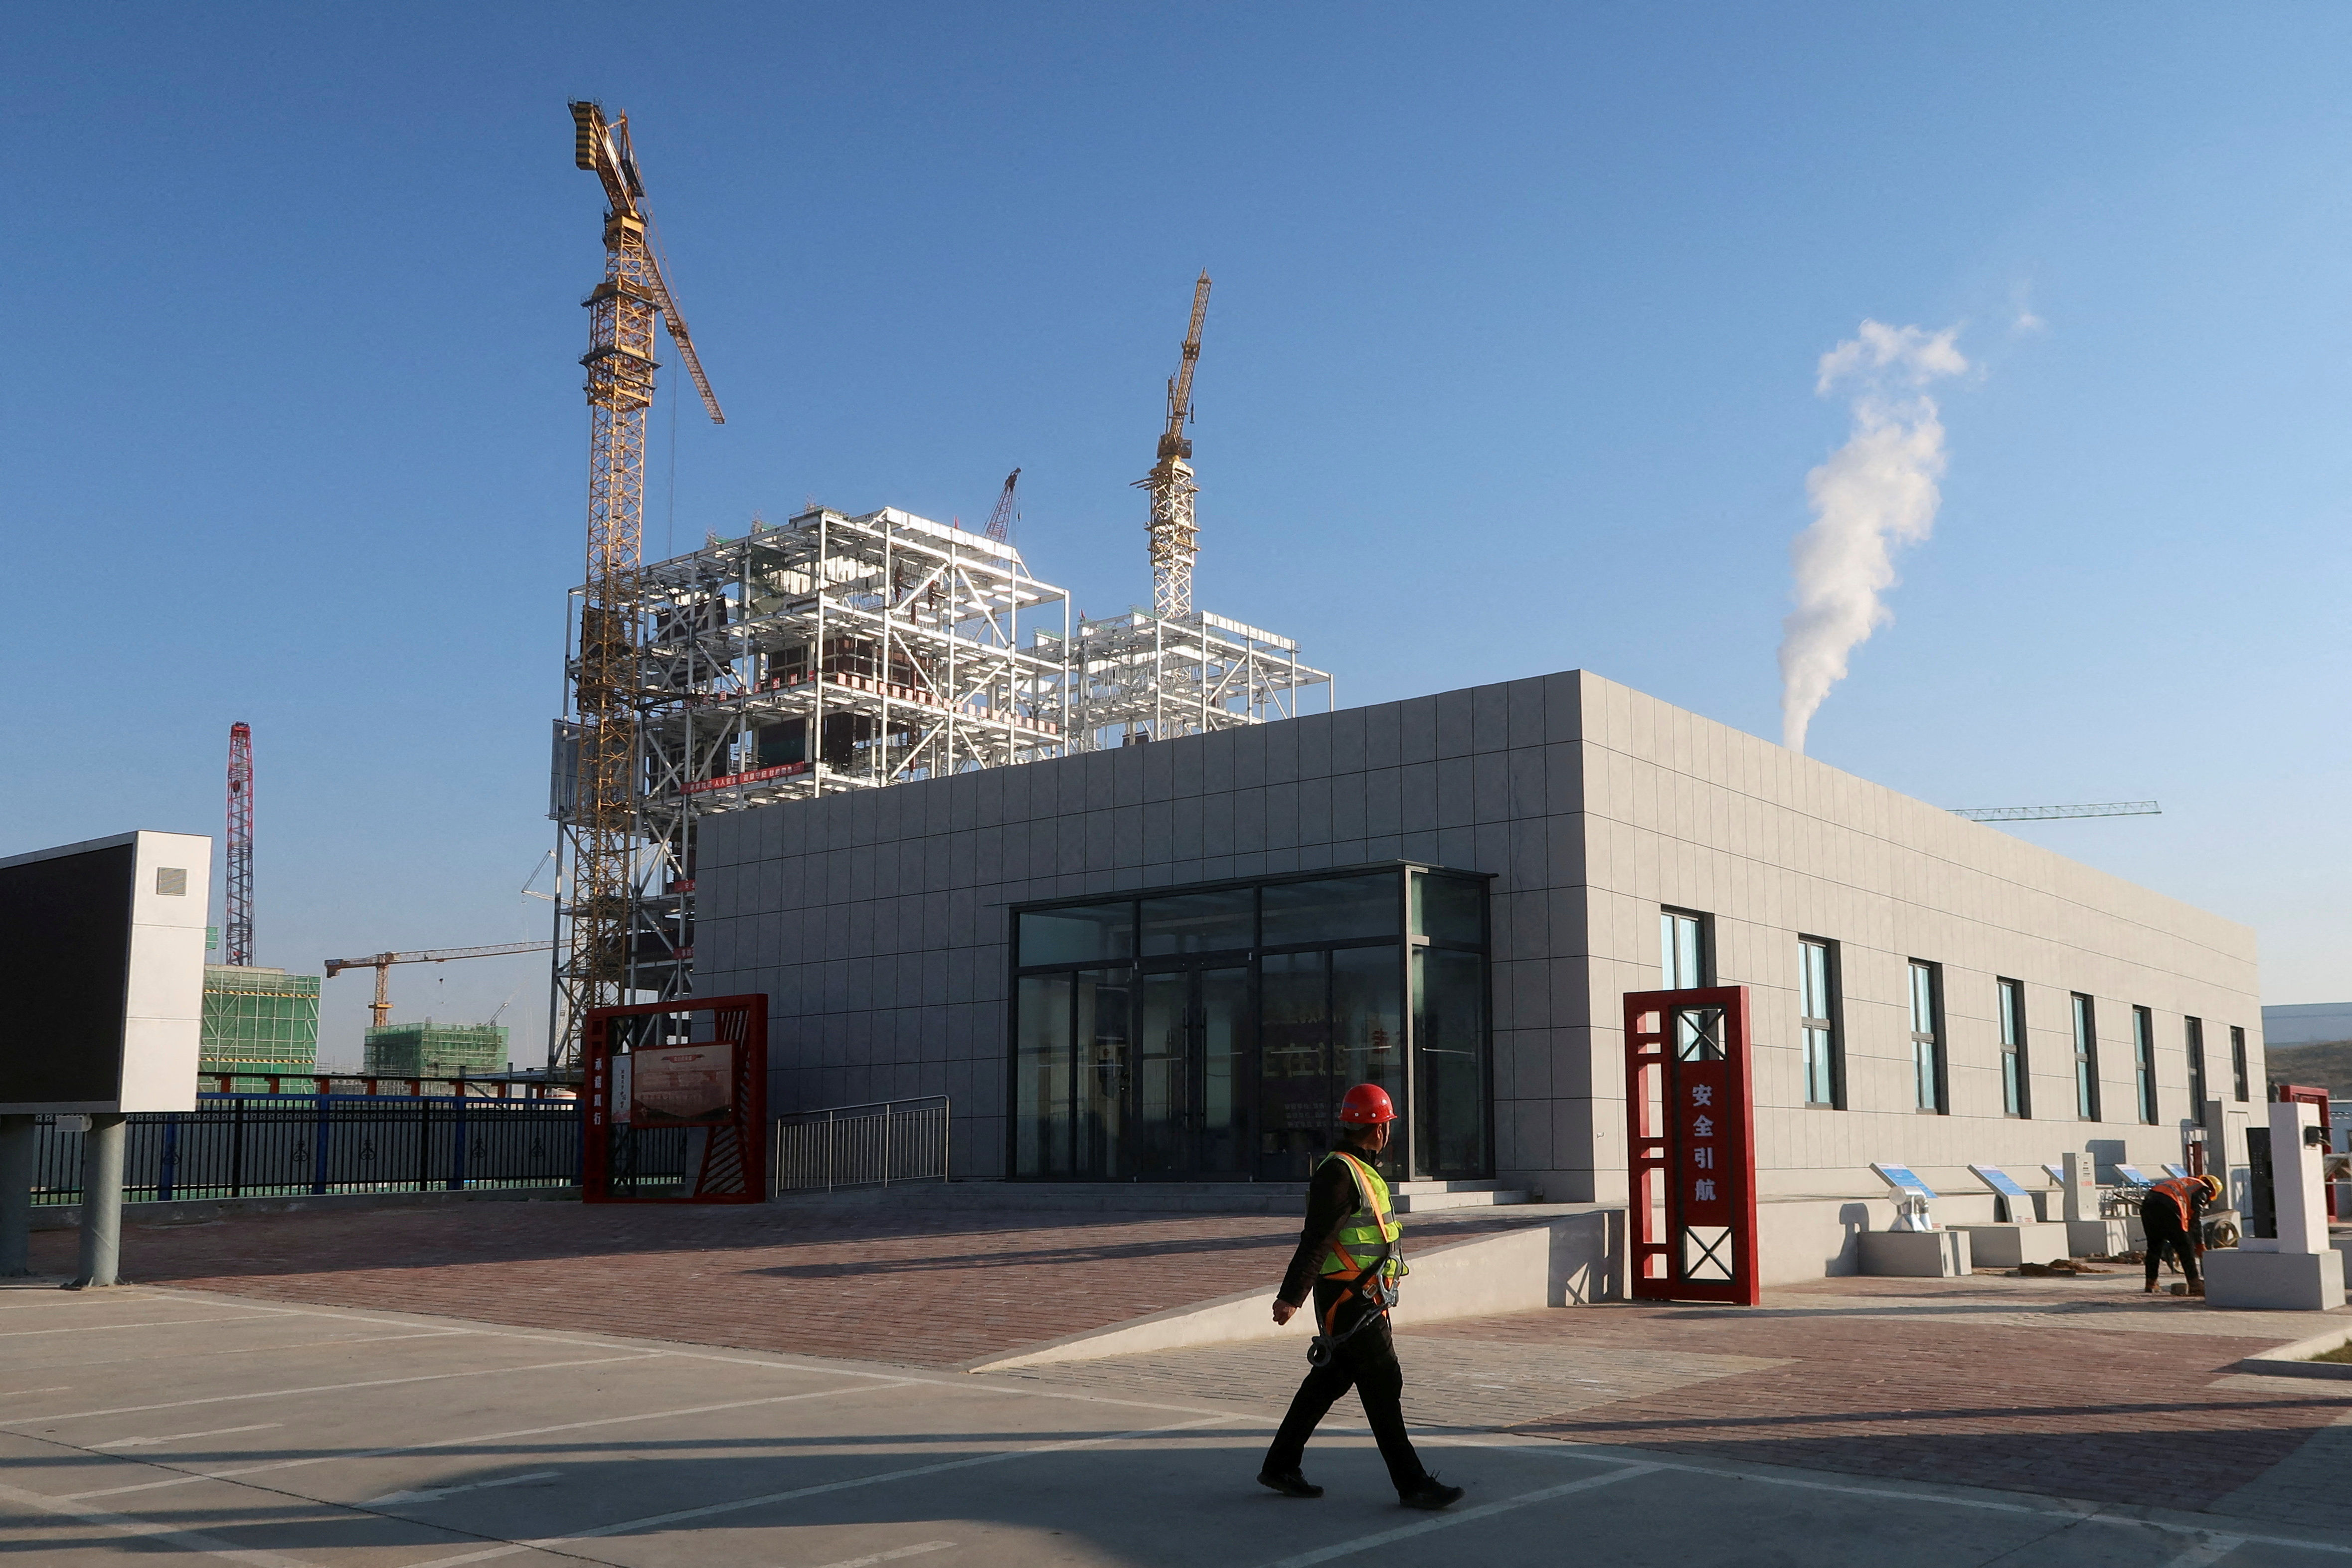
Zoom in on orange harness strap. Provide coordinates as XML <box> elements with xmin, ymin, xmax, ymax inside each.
<box><xmin>1318</xmin><ymin>1155</ymin><xmax>1395</xmax><ymax>1338</ymax></box>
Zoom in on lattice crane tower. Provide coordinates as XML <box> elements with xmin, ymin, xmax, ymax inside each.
<box><xmin>1137</xmin><ymin>273</ymin><xmax>1210</xmax><ymax>619</ymax></box>
<box><xmin>558</xmin><ymin>100</ymin><xmax>724</xmax><ymax>1067</ymax></box>
<box><xmin>984</xmin><ymin>468</ymin><xmax>1021</xmax><ymax>544</ymax></box>
<box><xmin>224</xmin><ymin>722</ymin><xmax>254</xmax><ymax>967</ymax></box>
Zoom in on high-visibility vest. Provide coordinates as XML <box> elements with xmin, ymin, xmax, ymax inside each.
<box><xmin>2146</xmin><ymin>1176</ymin><xmax>2203</xmax><ymax>1231</ymax></box>
<box><xmin>1317</xmin><ymin>1149</ymin><xmax>1403</xmax><ymax>1283</ymax></box>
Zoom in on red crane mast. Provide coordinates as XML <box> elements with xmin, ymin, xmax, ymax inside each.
<box><xmin>225</xmin><ymin>722</ymin><xmax>254</xmax><ymax>967</ymax></box>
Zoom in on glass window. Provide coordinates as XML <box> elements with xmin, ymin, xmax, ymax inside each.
<box><xmin>1262</xmin><ymin>873</ymin><xmax>1399</xmax><ymax>948</ymax></box>
<box><xmin>2230</xmin><ymin>1026</ymin><xmax>2249</xmax><ymax>1101</ymax></box>
<box><xmin>1799</xmin><ymin>938</ymin><xmax>1840</xmax><ymax>1108</ymax></box>
<box><xmin>2133</xmin><ymin>1006</ymin><xmax>2157</xmax><ymax>1125</ymax></box>
<box><xmin>1011</xmin><ymin>865</ymin><xmax>1487</xmax><ymax>1186</ymax></box>
<box><xmin>2185</xmin><ymin>1017</ymin><xmax>2206</xmax><ymax>1124</ymax></box>
<box><xmin>1998</xmin><ymin>978</ymin><xmax>2029</xmax><ymax>1118</ymax></box>
<box><xmin>1411</xmin><ymin>872</ymin><xmax>1483</xmax><ymax>945</ymax></box>
<box><xmin>1661</xmin><ymin>908</ymin><xmax>1709</xmax><ymax>989</ymax></box>
<box><xmin>1019</xmin><ymin>904</ymin><xmax>1134</xmax><ymax>966</ymax></box>
<box><xmin>1014</xmin><ymin>973</ymin><xmax>1074</xmax><ymax>1176</ymax></box>
<box><xmin>1141</xmin><ymin>888</ymin><xmax>1255</xmax><ymax>956</ymax></box>
<box><xmin>1258</xmin><ymin>949</ymin><xmax>1331</xmax><ymax>1178</ymax></box>
<box><xmin>1334</xmin><ymin>944</ymin><xmax>1405</xmax><ymax>1113</ymax></box>
<box><xmin>1412</xmin><ymin>945</ymin><xmax>1487</xmax><ymax>1178</ymax></box>
<box><xmin>2072</xmin><ymin>993</ymin><xmax>2100</xmax><ymax>1121</ymax></box>
<box><xmin>1909</xmin><ymin>961</ymin><xmax>1944</xmax><ymax>1113</ymax></box>
<box><xmin>1075</xmin><ymin>970</ymin><xmax>1132</xmax><ymax>1175</ymax></box>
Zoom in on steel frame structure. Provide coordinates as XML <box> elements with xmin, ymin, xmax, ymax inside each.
<box><xmin>548</xmin><ymin>505</ymin><xmax>1072</xmax><ymax>1054</ymax></box>
<box><xmin>224</xmin><ymin>723</ymin><xmax>254</xmax><ymax>967</ymax></box>
<box><xmin>1066</xmin><ymin>607</ymin><xmax>1333</xmax><ymax>751</ymax></box>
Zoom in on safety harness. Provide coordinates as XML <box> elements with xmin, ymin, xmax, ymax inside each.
<box><xmin>1306</xmin><ymin>1149</ymin><xmax>1405</xmax><ymax>1369</ymax></box>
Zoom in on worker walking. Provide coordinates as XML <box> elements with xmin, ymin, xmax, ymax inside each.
<box><xmin>1258</xmin><ymin>1083</ymin><xmax>1465</xmax><ymax>1511</ymax></box>
<box><xmin>2142</xmin><ymin>1172</ymin><xmax>2222</xmax><ymax>1295</ymax></box>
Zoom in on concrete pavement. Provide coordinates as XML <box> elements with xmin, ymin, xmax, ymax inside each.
<box><xmin>3</xmin><ymin>1282</ymin><xmax>2350</xmax><ymax>1568</ymax></box>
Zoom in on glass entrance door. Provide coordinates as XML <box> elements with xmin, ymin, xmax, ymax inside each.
<box><xmin>1134</xmin><ymin>965</ymin><xmax>1250</xmax><ymax>1177</ymax></box>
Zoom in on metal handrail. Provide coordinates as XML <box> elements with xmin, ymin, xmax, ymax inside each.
<box><xmin>773</xmin><ymin>1096</ymin><xmax>949</xmax><ymax>1195</ymax></box>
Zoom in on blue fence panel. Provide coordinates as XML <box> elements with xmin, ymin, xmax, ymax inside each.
<box><xmin>28</xmin><ymin>1097</ymin><xmax>582</xmax><ymax>1205</ymax></box>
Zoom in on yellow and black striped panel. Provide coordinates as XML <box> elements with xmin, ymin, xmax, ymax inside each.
<box><xmin>569</xmin><ymin>100</ymin><xmax>601</xmax><ymax>170</ymax></box>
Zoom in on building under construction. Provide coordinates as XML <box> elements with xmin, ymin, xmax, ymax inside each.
<box><xmin>546</xmin><ymin>506</ymin><xmax>1332</xmax><ymax>1023</ymax></box>
<box><xmin>560</xmin><ymin>503</ymin><xmax>1078</xmax><ymax>1001</ymax></box>
<box><xmin>546</xmin><ymin>105</ymin><xmax>1329</xmax><ymax>1064</ymax></box>
<box><xmin>199</xmin><ymin>965</ymin><xmax>320</xmax><ymax>1090</ymax></box>
<box><xmin>364</xmin><ymin>1021</ymin><xmax>512</xmax><ymax>1079</ymax></box>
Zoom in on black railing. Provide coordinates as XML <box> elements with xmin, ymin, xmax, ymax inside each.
<box><xmin>28</xmin><ymin>1095</ymin><xmax>583</xmax><ymax>1205</ymax></box>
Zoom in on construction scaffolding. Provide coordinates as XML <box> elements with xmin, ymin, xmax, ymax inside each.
<box><xmin>548</xmin><ymin>504</ymin><xmax>1073</xmax><ymax>1050</ymax></box>
<box><xmin>1066</xmin><ymin>608</ymin><xmax>1333</xmax><ymax>752</ymax></box>
<box><xmin>364</xmin><ymin>1020</ymin><xmax>513</xmax><ymax>1079</ymax></box>
<box><xmin>199</xmin><ymin>965</ymin><xmax>320</xmax><ymax>1091</ymax></box>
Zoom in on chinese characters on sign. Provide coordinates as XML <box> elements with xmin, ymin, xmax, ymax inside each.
<box><xmin>1679</xmin><ymin>1064</ymin><xmax>1731</xmax><ymax>1226</ymax></box>
<box><xmin>1623</xmin><ymin>986</ymin><xmax>1757</xmax><ymax>1304</ymax></box>
<box><xmin>628</xmin><ymin>1043</ymin><xmax>735</xmax><ymax>1126</ymax></box>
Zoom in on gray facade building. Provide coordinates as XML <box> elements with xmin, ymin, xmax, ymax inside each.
<box><xmin>697</xmin><ymin>668</ymin><xmax>2264</xmax><ymax>1226</ymax></box>
<box><xmin>2263</xmin><ymin>1001</ymin><xmax>2352</xmax><ymax>1046</ymax></box>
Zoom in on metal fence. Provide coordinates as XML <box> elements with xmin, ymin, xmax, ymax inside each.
<box><xmin>26</xmin><ymin>1096</ymin><xmax>582</xmax><ymax>1205</ymax></box>
<box><xmin>774</xmin><ymin>1097</ymin><xmax>949</xmax><ymax>1193</ymax></box>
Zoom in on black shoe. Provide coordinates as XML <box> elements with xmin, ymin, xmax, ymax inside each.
<box><xmin>1258</xmin><ymin>1468</ymin><xmax>1324</xmax><ymax>1498</ymax></box>
<box><xmin>1400</xmin><ymin>1476</ymin><xmax>1466</xmax><ymax>1510</ymax></box>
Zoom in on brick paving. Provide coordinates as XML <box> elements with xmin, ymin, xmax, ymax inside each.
<box><xmin>1441</xmin><ymin>1280</ymin><xmax>2352</xmax><ymax>1515</ymax></box>
<box><xmin>31</xmin><ymin>1201</ymin><xmax>2352</xmax><ymax>1527</ymax></box>
<box><xmin>25</xmin><ymin>1197</ymin><xmax>1523</xmax><ymax>1369</ymax></box>
<box><xmin>1000</xmin><ymin>1271</ymin><xmax>2352</xmax><ymax>1523</ymax></box>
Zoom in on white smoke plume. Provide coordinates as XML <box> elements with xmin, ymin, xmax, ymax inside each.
<box><xmin>1777</xmin><ymin>321</ymin><xmax>1968</xmax><ymax>753</ymax></box>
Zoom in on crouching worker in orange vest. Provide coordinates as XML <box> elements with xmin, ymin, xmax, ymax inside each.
<box><xmin>2142</xmin><ymin>1172</ymin><xmax>2222</xmax><ymax>1296</ymax></box>
<box><xmin>1257</xmin><ymin>1083</ymin><xmax>1465</xmax><ymax>1511</ymax></box>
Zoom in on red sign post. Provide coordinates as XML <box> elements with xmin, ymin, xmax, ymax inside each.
<box><xmin>583</xmin><ymin>994</ymin><xmax>768</xmax><ymax>1204</ymax></box>
<box><xmin>1624</xmin><ymin>986</ymin><xmax>1759</xmax><ymax>1305</ymax></box>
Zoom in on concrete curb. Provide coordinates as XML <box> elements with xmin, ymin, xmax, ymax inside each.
<box><xmin>30</xmin><ymin>1185</ymin><xmax>581</xmax><ymax>1231</ymax></box>
<box><xmin>2235</xmin><ymin>1324</ymin><xmax>2352</xmax><ymax>1381</ymax></box>
<box><xmin>964</xmin><ymin>1210</ymin><xmax>1615</xmax><ymax>1372</ymax></box>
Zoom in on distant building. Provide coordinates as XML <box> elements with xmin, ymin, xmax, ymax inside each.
<box><xmin>2263</xmin><ymin>1002</ymin><xmax>2352</xmax><ymax>1045</ymax></box>
<box><xmin>199</xmin><ymin>965</ymin><xmax>320</xmax><ymax>1089</ymax></box>
<box><xmin>363</xmin><ymin>1020</ymin><xmax>510</xmax><ymax>1079</ymax></box>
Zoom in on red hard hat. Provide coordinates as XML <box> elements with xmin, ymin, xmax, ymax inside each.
<box><xmin>1339</xmin><ymin>1083</ymin><xmax>1396</xmax><ymax>1125</ymax></box>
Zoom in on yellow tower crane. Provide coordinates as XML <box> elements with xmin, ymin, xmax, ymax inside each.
<box><xmin>326</xmin><ymin>941</ymin><xmax>556</xmax><ymax>1032</ymax></box>
<box><xmin>1137</xmin><ymin>272</ymin><xmax>1211</xmax><ymax>619</ymax></box>
<box><xmin>557</xmin><ymin>101</ymin><xmax>724</xmax><ymax>1066</ymax></box>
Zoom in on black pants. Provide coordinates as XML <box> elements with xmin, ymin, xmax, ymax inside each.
<box><xmin>2144</xmin><ymin>1216</ymin><xmax>2200</xmax><ymax>1286</ymax></box>
<box><xmin>1262</xmin><ymin>1279</ymin><xmax>1429</xmax><ymax>1496</ymax></box>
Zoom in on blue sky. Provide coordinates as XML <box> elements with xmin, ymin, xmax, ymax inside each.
<box><xmin>6</xmin><ymin>4</ymin><xmax>2346</xmax><ymax>1065</ymax></box>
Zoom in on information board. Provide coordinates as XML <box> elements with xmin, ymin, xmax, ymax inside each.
<box><xmin>582</xmin><ymin>995</ymin><xmax>767</xmax><ymax>1204</ymax></box>
<box><xmin>628</xmin><ymin>1043</ymin><xmax>735</xmax><ymax>1126</ymax></box>
<box><xmin>1967</xmin><ymin>1164</ymin><xmax>2034</xmax><ymax>1199</ymax></box>
<box><xmin>1870</xmin><ymin>1162</ymin><xmax>1937</xmax><ymax>1199</ymax></box>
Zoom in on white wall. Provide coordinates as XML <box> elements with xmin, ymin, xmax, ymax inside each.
<box><xmin>1565</xmin><ymin>673</ymin><xmax>2262</xmax><ymax>1206</ymax></box>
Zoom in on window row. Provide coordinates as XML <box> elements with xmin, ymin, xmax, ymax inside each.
<box><xmin>1659</xmin><ymin>909</ymin><xmax>2252</xmax><ymax>1121</ymax></box>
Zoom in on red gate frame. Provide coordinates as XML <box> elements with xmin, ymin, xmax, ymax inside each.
<box><xmin>1624</xmin><ymin>986</ymin><xmax>1759</xmax><ymax>1305</ymax></box>
<box><xmin>582</xmin><ymin>994</ymin><xmax>768</xmax><ymax>1204</ymax></box>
